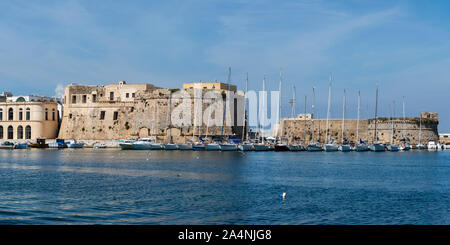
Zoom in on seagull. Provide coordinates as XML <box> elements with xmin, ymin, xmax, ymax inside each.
<box><xmin>281</xmin><ymin>192</ymin><xmax>286</xmax><ymax>199</ymax></box>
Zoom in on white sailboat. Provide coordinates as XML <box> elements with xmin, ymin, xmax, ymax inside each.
<box><xmin>355</xmin><ymin>91</ymin><xmax>369</xmax><ymax>151</ymax></box>
<box><xmin>306</xmin><ymin>87</ymin><xmax>323</xmax><ymax>151</ymax></box>
<box><xmin>288</xmin><ymin>85</ymin><xmax>305</xmax><ymax>151</ymax></box>
<box><xmin>338</xmin><ymin>89</ymin><xmax>351</xmax><ymax>152</ymax></box>
<box><xmin>399</xmin><ymin>97</ymin><xmax>411</xmax><ymax>151</ymax></box>
<box><xmin>165</xmin><ymin>91</ymin><xmax>178</xmax><ymax>150</ymax></box>
<box><xmin>416</xmin><ymin>115</ymin><xmax>425</xmax><ymax>150</ymax></box>
<box><xmin>369</xmin><ymin>82</ymin><xmax>385</xmax><ymax>152</ymax></box>
<box><xmin>386</xmin><ymin>102</ymin><xmax>399</xmax><ymax>151</ymax></box>
<box><xmin>239</xmin><ymin>72</ymin><xmax>254</xmax><ymax>151</ymax></box>
<box><xmin>254</xmin><ymin>74</ymin><xmax>270</xmax><ymax>151</ymax></box>
<box><xmin>324</xmin><ymin>75</ymin><xmax>338</xmax><ymax>152</ymax></box>
<box><xmin>219</xmin><ymin>67</ymin><xmax>238</xmax><ymax>151</ymax></box>
<box><xmin>150</xmin><ymin>100</ymin><xmax>164</xmax><ymax>150</ymax></box>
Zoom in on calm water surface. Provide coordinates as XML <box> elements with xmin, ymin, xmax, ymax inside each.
<box><xmin>0</xmin><ymin>149</ymin><xmax>449</xmax><ymax>224</ymax></box>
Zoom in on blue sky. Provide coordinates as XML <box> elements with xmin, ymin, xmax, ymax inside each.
<box><xmin>1</xmin><ymin>0</ymin><xmax>449</xmax><ymax>131</ymax></box>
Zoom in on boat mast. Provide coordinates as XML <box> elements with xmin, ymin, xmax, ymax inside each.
<box><xmin>304</xmin><ymin>95</ymin><xmax>307</xmax><ymax>144</ymax></box>
<box><xmin>374</xmin><ymin>82</ymin><xmax>379</xmax><ymax>143</ymax></box>
<box><xmin>342</xmin><ymin>89</ymin><xmax>346</xmax><ymax>144</ymax></box>
<box><xmin>261</xmin><ymin>74</ymin><xmax>266</xmax><ymax>144</ymax></box>
<box><xmin>402</xmin><ymin>96</ymin><xmax>406</xmax><ymax>141</ymax></box>
<box><xmin>390</xmin><ymin>102</ymin><xmax>394</xmax><ymax>145</ymax></box>
<box><xmin>312</xmin><ymin>87</ymin><xmax>315</xmax><ymax>143</ymax></box>
<box><xmin>242</xmin><ymin>72</ymin><xmax>248</xmax><ymax>142</ymax></box>
<box><xmin>220</xmin><ymin>67</ymin><xmax>231</xmax><ymax>141</ymax></box>
<box><xmin>366</xmin><ymin>104</ymin><xmax>369</xmax><ymax>143</ymax></box>
<box><xmin>326</xmin><ymin>73</ymin><xmax>332</xmax><ymax>143</ymax></box>
<box><xmin>169</xmin><ymin>91</ymin><xmax>172</xmax><ymax>144</ymax></box>
<box><xmin>289</xmin><ymin>85</ymin><xmax>296</xmax><ymax>143</ymax></box>
<box><xmin>278</xmin><ymin>68</ymin><xmax>283</xmax><ymax>143</ymax></box>
<box><xmin>356</xmin><ymin>90</ymin><xmax>360</xmax><ymax>143</ymax></box>
<box><xmin>419</xmin><ymin>114</ymin><xmax>422</xmax><ymax>145</ymax></box>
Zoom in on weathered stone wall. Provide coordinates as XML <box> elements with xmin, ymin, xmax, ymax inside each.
<box><xmin>280</xmin><ymin>115</ymin><xmax>439</xmax><ymax>145</ymax></box>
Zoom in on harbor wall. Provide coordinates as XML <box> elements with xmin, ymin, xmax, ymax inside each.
<box><xmin>279</xmin><ymin>115</ymin><xmax>439</xmax><ymax>145</ymax></box>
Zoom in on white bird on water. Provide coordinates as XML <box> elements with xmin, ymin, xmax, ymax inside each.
<box><xmin>282</xmin><ymin>192</ymin><xmax>286</xmax><ymax>199</ymax></box>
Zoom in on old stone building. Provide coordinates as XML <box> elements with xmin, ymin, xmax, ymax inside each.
<box><xmin>0</xmin><ymin>94</ymin><xmax>60</xmax><ymax>141</ymax></box>
<box><xmin>58</xmin><ymin>81</ymin><xmax>245</xmax><ymax>143</ymax></box>
<box><xmin>278</xmin><ymin>113</ymin><xmax>439</xmax><ymax>145</ymax></box>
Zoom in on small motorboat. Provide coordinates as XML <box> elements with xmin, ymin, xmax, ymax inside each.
<box><xmin>306</xmin><ymin>142</ymin><xmax>323</xmax><ymax>152</ymax></box>
<box><xmin>119</xmin><ymin>139</ymin><xmax>136</xmax><ymax>150</ymax></box>
<box><xmin>133</xmin><ymin>138</ymin><xmax>153</xmax><ymax>150</ymax></box>
<box><xmin>30</xmin><ymin>139</ymin><xmax>49</xmax><ymax>148</ymax></box>
<box><xmin>416</xmin><ymin>144</ymin><xmax>425</xmax><ymax>150</ymax></box>
<box><xmin>14</xmin><ymin>142</ymin><xmax>30</xmax><ymax>149</ymax></box>
<box><xmin>324</xmin><ymin>142</ymin><xmax>339</xmax><ymax>152</ymax></box>
<box><xmin>151</xmin><ymin>143</ymin><xmax>164</xmax><ymax>150</ymax></box>
<box><xmin>192</xmin><ymin>142</ymin><xmax>206</xmax><ymax>151</ymax></box>
<box><xmin>0</xmin><ymin>141</ymin><xmax>15</xmax><ymax>149</ymax></box>
<box><xmin>164</xmin><ymin>143</ymin><xmax>178</xmax><ymax>150</ymax></box>
<box><xmin>48</xmin><ymin>139</ymin><xmax>67</xmax><ymax>149</ymax></box>
<box><xmin>66</xmin><ymin>140</ymin><xmax>84</xmax><ymax>149</ymax></box>
<box><xmin>400</xmin><ymin>143</ymin><xmax>411</xmax><ymax>151</ymax></box>
<box><xmin>93</xmin><ymin>144</ymin><xmax>107</xmax><ymax>149</ymax></box>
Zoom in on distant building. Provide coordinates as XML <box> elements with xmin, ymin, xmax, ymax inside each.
<box><xmin>182</xmin><ymin>81</ymin><xmax>237</xmax><ymax>93</ymax></box>
<box><xmin>0</xmin><ymin>93</ymin><xmax>60</xmax><ymax>141</ymax></box>
<box><xmin>440</xmin><ymin>133</ymin><xmax>450</xmax><ymax>144</ymax></box>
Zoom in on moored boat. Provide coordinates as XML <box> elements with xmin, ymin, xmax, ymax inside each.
<box><xmin>274</xmin><ymin>143</ymin><xmax>290</xmax><ymax>151</ymax></box>
<box><xmin>339</xmin><ymin>144</ymin><xmax>352</xmax><ymax>152</ymax></box>
<box><xmin>253</xmin><ymin>143</ymin><xmax>270</xmax><ymax>151</ymax></box>
<box><xmin>119</xmin><ymin>139</ymin><xmax>136</xmax><ymax>150</ymax></box>
<box><xmin>192</xmin><ymin>142</ymin><xmax>206</xmax><ymax>151</ymax></box>
<box><xmin>238</xmin><ymin>142</ymin><xmax>254</xmax><ymax>151</ymax></box>
<box><xmin>164</xmin><ymin>143</ymin><xmax>178</xmax><ymax>150</ymax></box>
<box><xmin>369</xmin><ymin>143</ymin><xmax>385</xmax><ymax>152</ymax></box>
<box><xmin>324</xmin><ymin>142</ymin><xmax>338</xmax><ymax>152</ymax></box>
<box><xmin>205</xmin><ymin>142</ymin><xmax>221</xmax><ymax>151</ymax></box>
<box><xmin>14</xmin><ymin>142</ymin><xmax>30</xmax><ymax>149</ymax></box>
<box><xmin>0</xmin><ymin>141</ymin><xmax>15</xmax><ymax>149</ymax></box>
<box><xmin>386</xmin><ymin>144</ymin><xmax>399</xmax><ymax>151</ymax></box>
<box><xmin>220</xmin><ymin>143</ymin><xmax>238</xmax><ymax>151</ymax></box>
<box><xmin>66</xmin><ymin>140</ymin><xmax>84</xmax><ymax>148</ymax></box>
<box><xmin>178</xmin><ymin>143</ymin><xmax>193</xmax><ymax>150</ymax></box>
<box><xmin>355</xmin><ymin>143</ymin><xmax>369</xmax><ymax>152</ymax></box>
<box><xmin>288</xmin><ymin>144</ymin><xmax>304</xmax><ymax>151</ymax></box>
<box><xmin>133</xmin><ymin>138</ymin><xmax>152</xmax><ymax>150</ymax></box>
<box><xmin>306</xmin><ymin>142</ymin><xmax>323</xmax><ymax>152</ymax></box>
<box><xmin>30</xmin><ymin>139</ymin><xmax>49</xmax><ymax>148</ymax></box>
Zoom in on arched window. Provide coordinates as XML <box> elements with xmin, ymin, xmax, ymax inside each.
<box><xmin>52</xmin><ymin>109</ymin><xmax>56</xmax><ymax>121</ymax></box>
<box><xmin>16</xmin><ymin>97</ymin><xmax>26</xmax><ymax>102</ymax></box>
<box><xmin>0</xmin><ymin>126</ymin><xmax>3</xmax><ymax>139</ymax></box>
<box><xmin>0</xmin><ymin>108</ymin><xmax>3</xmax><ymax>121</ymax></box>
<box><xmin>26</xmin><ymin>108</ymin><xmax>30</xmax><ymax>120</ymax></box>
<box><xmin>25</xmin><ymin>126</ymin><xmax>31</xmax><ymax>139</ymax></box>
<box><xmin>17</xmin><ymin>126</ymin><xmax>23</xmax><ymax>139</ymax></box>
<box><xmin>45</xmin><ymin>108</ymin><xmax>48</xmax><ymax>120</ymax></box>
<box><xmin>19</xmin><ymin>108</ymin><xmax>23</xmax><ymax>121</ymax></box>
<box><xmin>8</xmin><ymin>108</ymin><xmax>13</xmax><ymax>121</ymax></box>
<box><xmin>7</xmin><ymin>126</ymin><xmax>13</xmax><ymax>139</ymax></box>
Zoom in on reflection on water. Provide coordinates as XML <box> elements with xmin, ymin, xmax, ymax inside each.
<box><xmin>0</xmin><ymin>149</ymin><xmax>449</xmax><ymax>224</ymax></box>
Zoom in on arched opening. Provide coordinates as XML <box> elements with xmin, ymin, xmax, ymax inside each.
<box><xmin>52</xmin><ymin>109</ymin><xmax>56</xmax><ymax>121</ymax></box>
<box><xmin>16</xmin><ymin>97</ymin><xmax>26</xmax><ymax>102</ymax></box>
<box><xmin>45</xmin><ymin>108</ymin><xmax>48</xmax><ymax>120</ymax></box>
<box><xmin>19</xmin><ymin>108</ymin><xmax>23</xmax><ymax>121</ymax></box>
<box><xmin>26</xmin><ymin>108</ymin><xmax>30</xmax><ymax>120</ymax></box>
<box><xmin>8</xmin><ymin>108</ymin><xmax>13</xmax><ymax>121</ymax></box>
<box><xmin>25</xmin><ymin>126</ymin><xmax>31</xmax><ymax>139</ymax></box>
<box><xmin>0</xmin><ymin>126</ymin><xmax>3</xmax><ymax>139</ymax></box>
<box><xmin>7</xmin><ymin>126</ymin><xmax>13</xmax><ymax>139</ymax></box>
<box><xmin>17</xmin><ymin>126</ymin><xmax>23</xmax><ymax>139</ymax></box>
<box><xmin>0</xmin><ymin>108</ymin><xmax>3</xmax><ymax>121</ymax></box>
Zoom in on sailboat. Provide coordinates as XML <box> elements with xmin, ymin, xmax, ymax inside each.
<box><xmin>254</xmin><ymin>74</ymin><xmax>270</xmax><ymax>151</ymax></box>
<box><xmin>150</xmin><ymin>99</ymin><xmax>164</xmax><ymax>150</ymax></box>
<box><xmin>355</xmin><ymin>91</ymin><xmax>369</xmax><ymax>151</ymax></box>
<box><xmin>219</xmin><ymin>67</ymin><xmax>238</xmax><ymax>151</ymax></box>
<box><xmin>288</xmin><ymin>86</ymin><xmax>305</xmax><ymax>151</ymax></box>
<box><xmin>275</xmin><ymin>68</ymin><xmax>290</xmax><ymax>151</ymax></box>
<box><xmin>306</xmin><ymin>87</ymin><xmax>323</xmax><ymax>151</ymax></box>
<box><xmin>239</xmin><ymin>72</ymin><xmax>254</xmax><ymax>151</ymax></box>
<box><xmin>369</xmin><ymin>82</ymin><xmax>385</xmax><ymax>152</ymax></box>
<box><xmin>416</xmin><ymin>115</ymin><xmax>425</xmax><ymax>150</ymax></box>
<box><xmin>323</xmin><ymin>74</ymin><xmax>338</xmax><ymax>152</ymax></box>
<box><xmin>165</xmin><ymin>91</ymin><xmax>178</xmax><ymax>150</ymax></box>
<box><xmin>399</xmin><ymin>97</ymin><xmax>411</xmax><ymax>151</ymax></box>
<box><xmin>386</xmin><ymin>101</ymin><xmax>399</xmax><ymax>151</ymax></box>
<box><xmin>338</xmin><ymin>89</ymin><xmax>351</xmax><ymax>152</ymax></box>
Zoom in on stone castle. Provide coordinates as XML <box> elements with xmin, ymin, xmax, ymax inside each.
<box><xmin>278</xmin><ymin>112</ymin><xmax>439</xmax><ymax>145</ymax></box>
<box><xmin>58</xmin><ymin>81</ymin><xmax>245</xmax><ymax>143</ymax></box>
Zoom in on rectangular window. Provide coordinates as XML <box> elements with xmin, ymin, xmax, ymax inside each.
<box><xmin>92</xmin><ymin>94</ymin><xmax>97</xmax><ymax>102</ymax></box>
<box><xmin>52</xmin><ymin>111</ymin><xmax>55</xmax><ymax>121</ymax></box>
<box><xmin>45</xmin><ymin>112</ymin><xmax>48</xmax><ymax>120</ymax></box>
<box><xmin>113</xmin><ymin>111</ymin><xmax>119</xmax><ymax>120</ymax></box>
<box><xmin>0</xmin><ymin>111</ymin><xmax>2</xmax><ymax>121</ymax></box>
<box><xmin>82</xmin><ymin>95</ymin><xmax>87</xmax><ymax>103</ymax></box>
<box><xmin>100</xmin><ymin>111</ymin><xmax>106</xmax><ymax>120</ymax></box>
<box><xmin>72</xmin><ymin>95</ymin><xmax>76</xmax><ymax>104</ymax></box>
<box><xmin>69</xmin><ymin>114</ymin><xmax>73</xmax><ymax>119</ymax></box>
<box><xmin>19</xmin><ymin>111</ymin><xmax>23</xmax><ymax>121</ymax></box>
<box><xmin>110</xmin><ymin>92</ymin><xmax>114</xmax><ymax>101</ymax></box>
<box><xmin>132</xmin><ymin>93</ymin><xmax>135</xmax><ymax>98</ymax></box>
<box><xmin>26</xmin><ymin>111</ymin><xmax>30</xmax><ymax>120</ymax></box>
<box><xmin>126</xmin><ymin>93</ymin><xmax>129</xmax><ymax>98</ymax></box>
